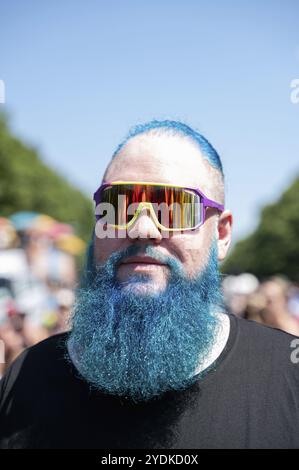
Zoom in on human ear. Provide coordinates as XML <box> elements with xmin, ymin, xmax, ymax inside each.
<box><xmin>216</xmin><ymin>210</ymin><xmax>233</xmax><ymax>261</ymax></box>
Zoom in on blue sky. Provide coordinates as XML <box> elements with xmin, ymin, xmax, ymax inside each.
<box><xmin>1</xmin><ymin>0</ymin><xmax>298</xmax><ymax>243</ymax></box>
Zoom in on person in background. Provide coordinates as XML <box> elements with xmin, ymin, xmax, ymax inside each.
<box><xmin>258</xmin><ymin>277</ymin><xmax>299</xmax><ymax>336</ymax></box>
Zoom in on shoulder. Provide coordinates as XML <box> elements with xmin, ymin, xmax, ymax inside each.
<box><xmin>230</xmin><ymin>314</ymin><xmax>299</xmax><ymax>374</ymax></box>
<box><xmin>5</xmin><ymin>331</ymin><xmax>69</xmax><ymax>372</ymax></box>
<box><xmin>0</xmin><ymin>332</ymin><xmax>70</xmax><ymax>407</ymax></box>
<box><xmin>233</xmin><ymin>313</ymin><xmax>299</xmax><ymax>343</ymax></box>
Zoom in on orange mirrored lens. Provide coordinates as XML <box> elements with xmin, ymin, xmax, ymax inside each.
<box><xmin>99</xmin><ymin>184</ymin><xmax>202</xmax><ymax>229</ymax></box>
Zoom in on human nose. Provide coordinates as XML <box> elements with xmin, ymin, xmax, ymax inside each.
<box><xmin>127</xmin><ymin>206</ymin><xmax>163</xmax><ymax>242</ymax></box>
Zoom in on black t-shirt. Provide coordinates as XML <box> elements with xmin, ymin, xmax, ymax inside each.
<box><xmin>0</xmin><ymin>314</ymin><xmax>299</xmax><ymax>449</ymax></box>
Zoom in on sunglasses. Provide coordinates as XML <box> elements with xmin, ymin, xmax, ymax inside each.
<box><xmin>93</xmin><ymin>181</ymin><xmax>224</xmax><ymax>232</ymax></box>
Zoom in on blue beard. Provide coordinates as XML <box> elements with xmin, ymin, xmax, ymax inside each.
<box><xmin>66</xmin><ymin>238</ymin><xmax>225</xmax><ymax>403</ymax></box>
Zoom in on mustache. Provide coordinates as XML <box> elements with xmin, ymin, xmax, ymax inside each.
<box><xmin>94</xmin><ymin>244</ymin><xmax>185</xmax><ymax>281</ymax></box>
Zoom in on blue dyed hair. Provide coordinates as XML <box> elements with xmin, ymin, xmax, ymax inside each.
<box><xmin>112</xmin><ymin>120</ymin><xmax>224</xmax><ymax>176</ymax></box>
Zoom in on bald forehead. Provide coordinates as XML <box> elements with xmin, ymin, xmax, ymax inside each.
<box><xmin>104</xmin><ymin>133</ymin><xmax>216</xmax><ymax>198</ymax></box>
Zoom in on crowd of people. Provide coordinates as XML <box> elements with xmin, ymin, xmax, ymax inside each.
<box><xmin>0</xmin><ymin>213</ymin><xmax>84</xmax><ymax>378</ymax></box>
<box><xmin>223</xmin><ymin>273</ymin><xmax>299</xmax><ymax>336</ymax></box>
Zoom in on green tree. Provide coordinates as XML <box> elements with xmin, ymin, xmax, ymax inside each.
<box><xmin>0</xmin><ymin>112</ymin><xmax>94</xmax><ymax>242</ymax></box>
<box><xmin>222</xmin><ymin>176</ymin><xmax>299</xmax><ymax>282</ymax></box>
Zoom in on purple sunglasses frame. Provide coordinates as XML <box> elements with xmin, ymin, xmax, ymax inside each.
<box><xmin>93</xmin><ymin>181</ymin><xmax>224</xmax><ymax>231</ymax></box>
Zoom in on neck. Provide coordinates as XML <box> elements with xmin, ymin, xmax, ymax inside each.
<box><xmin>193</xmin><ymin>312</ymin><xmax>230</xmax><ymax>376</ymax></box>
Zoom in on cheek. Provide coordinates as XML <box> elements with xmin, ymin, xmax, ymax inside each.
<box><xmin>168</xmin><ymin>230</ymin><xmax>213</xmax><ymax>277</ymax></box>
<box><xmin>94</xmin><ymin>236</ymin><xmax>127</xmax><ymax>264</ymax></box>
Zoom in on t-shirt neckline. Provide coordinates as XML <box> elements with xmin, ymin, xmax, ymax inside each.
<box><xmin>191</xmin><ymin>312</ymin><xmax>238</xmax><ymax>386</ymax></box>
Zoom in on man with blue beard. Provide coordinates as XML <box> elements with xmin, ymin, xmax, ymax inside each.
<box><xmin>0</xmin><ymin>120</ymin><xmax>299</xmax><ymax>449</ymax></box>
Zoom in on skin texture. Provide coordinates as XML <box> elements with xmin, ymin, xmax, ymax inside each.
<box><xmin>94</xmin><ymin>132</ymin><xmax>233</xmax><ymax>293</ymax></box>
